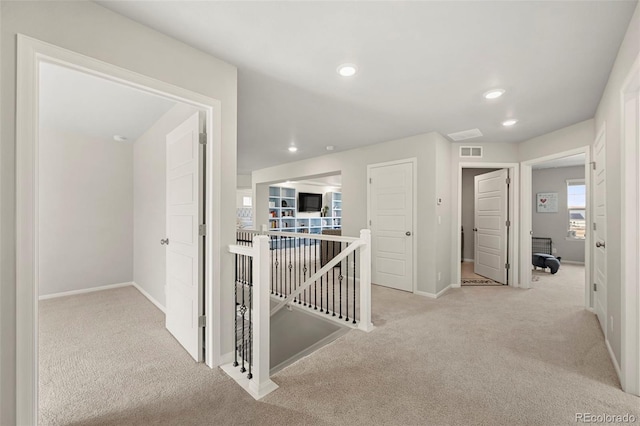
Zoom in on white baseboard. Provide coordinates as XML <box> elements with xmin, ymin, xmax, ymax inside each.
<box><xmin>462</xmin><ymin>258</ymin><xmax>474</xmax><ymax>263</ymax></box>
<box><xmin>451</xmin><ymin>283</ymin><xmax>461</xmax><ymax>288</ymax></box>
<box><xmin>415</xmin><ymin>284</ymin><xmax>452</xmax><ymax>299</ymax></box>
<box><xmin>132</xmin><ymin>282</ymin><xmax>166</xmax><ymax>313</ymax></box>
<box><xmin>39</xmin><ymin>281</ymin><xmax>132</xmax><ymax>300</ymax></box>
<box><xmin>605</xmin><ymin>338</ymin><xmax>622</xmax><ymax>383</ymax></box>
<box><xmin>561</xmin><ymin>260</ymin><xmax>585</xmax><ymax>265</ymax></box>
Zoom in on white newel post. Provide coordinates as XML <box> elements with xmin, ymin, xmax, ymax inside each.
<box><xmin>358</xmin><ymin>229</ymin><xmax>374</xmax><ymax>332</ymax></box>
<box><xmin>249</xmin><ymin>235</ymin><xmax>278</xmax><ymax>398</ymax></box>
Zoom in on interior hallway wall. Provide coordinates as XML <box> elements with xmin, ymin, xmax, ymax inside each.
<box><xmin>133</xmin><ymin>103</ymin><xmax>199</xmax><ymax>309</ymax></box>
<box><xmin>593</xmin><ymin>1</ymin><xmax>640</xmax><ymax>367</ymax></box>
<box><xmin>253</xmin><ymin>131</ymin><xmax>450</xmax><ymax>296</ymax></box>
<box><xmin>38</xmin><ymin>128</ymin><xmax>133</xmax><ymax>296</ymax></box>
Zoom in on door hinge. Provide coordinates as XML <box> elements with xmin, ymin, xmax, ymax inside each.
<box><xmin>506</xmin><ymin>220</ymin><xmax>511</xmax><ymax>227</ymax></box>
<box><xmin>591</xmin><ymin>161</ymin><xmax>596</xmax><ymax>170</ymax></box>
<box><xmin>198</xmin><ymin>315</ymin><xmax>206</xmax><ymax>327</ymax></box>
<box><xmin>506</xmin><ymin>177</ymin><xmax>511</xmax><ymax>185</ymax></box>
<box><xmin>369</xmin><ymin>178</ymin><xmax>372</xmax><ymax>184</ymax></box>
<box><xmin>199</xmin><ymin>132</ymin><xmax>207</xmax><ymax>145</ymax></box>
<box><xmin>593</xmin><ymin>283</ymin><xmax>597</xmax><ymax>292</ymax></box>
<box><xmin>369</xmin><ymin>220</ymin><xmax>372</xmax><ymax>226</ymax></box>
<box><xmin>505</xmin><ymin>263</ymin><xmax>510</xmax><ymax>270</ymax></box>
<box><xmin>593</xmin><ymin>223</ymin><xmax>597</xmax><ymax>231</ymax></box>
<box><xmin>199</xmin><ymin>224</ymin><xmax>207</xmax><ymax>236</ymax></box>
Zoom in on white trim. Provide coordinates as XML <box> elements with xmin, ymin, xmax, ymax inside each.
<box><xmin>220</xmin><ymin>363</ymin><xmax>278</xmax><ymax>400</ymax></box>
<box><xmin>132</xmin><ymin>282</ymin><xmax>166</xmax><ymax>314</ymax></box>
<box><xmin>620</xmin><ymin>51</ymin><xmax>640</xmax><ymax>396</ymax></box>
<box><xmin>455</xmin><ymin>163</ymin><xmax>519</xmax><ymax>288</ymax></box>
<box><xmin>366</xmin><ymin>158</ymin><xmax>418</xmax><ymax>294</ymax></box>
<box><xmin>561</xmin><ymin>260</ymin><xmax>585</xmax><ymax>265</ymax></box>
<box><xmin>38</xmin><ymin>282</ymin><xmax>132</xmax><ymax>300</ymax></box>
<box><xmin>520</xmin><ymin>146</ymin><xmax>591</xmax><ymax>310</ymax></box>
<box><xmin>462</xmin><ymin>258</ymin><xmax>475</xmax><ymax>263</ymax></box>
<box><xmin>16</xmin><ymin>35</ymin><xmax>225</xmax><ymax>424</ymax></box>
<box><xmin>606</xmin><ymin>338</ymin><xmax>622</xmax><ymax>383</ymax></box>
<box><xmin>415</xmin><ymin>284</ymin><xmax>452</xmax><ymax>299</ymax></box>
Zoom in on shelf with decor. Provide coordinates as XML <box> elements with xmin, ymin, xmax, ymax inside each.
<box><xmin>268</xmin><ymin>186</ymin><xmax>341</xmax><ymax>236</ymax></box>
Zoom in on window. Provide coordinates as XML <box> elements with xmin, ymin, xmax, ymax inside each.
<box><xmin>567</xmin><ymin>179</ymin><xmax>586</xmax><ymax>239</ymax></box>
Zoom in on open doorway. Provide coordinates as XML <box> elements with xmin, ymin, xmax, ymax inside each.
<box><xmin>520</xmin><ymin>148</ymin><xmax>591</xmax><ymax>309</ymax></box>
<box><xmin>16</xmin><ymin>37</ymin><xmax>226</xmax><ymax>424</ymax></box>
<box><xmin>454</xmin><ymin>162</ymin><xmax>520</xmax><ymax>287</ymax></box>
<box><xmin>37</xmin><ymin>61</ymin><xmax>208</xmax><ymax>423</ymax></box>
<box><xmin>530</xmin><ymin>154</ymin><xmax>587</xmax><ymax>297</ymax></box>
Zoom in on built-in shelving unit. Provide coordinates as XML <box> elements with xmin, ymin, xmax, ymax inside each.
<box><xmin>268</xmin><ymin>186</ymin><xmax>341</xmax><ymax>234</ymax></box>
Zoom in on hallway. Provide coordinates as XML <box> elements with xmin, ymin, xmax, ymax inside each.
<box><xmin>38</xmin><ymin>265</ymin><xmax>637</xmax><ymax>425</ymax></box>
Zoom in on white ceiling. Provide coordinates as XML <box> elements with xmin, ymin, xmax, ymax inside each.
<box><xmin>40</xmin><ymin>62</ymin><xmax>177</xmax><ymax>142</ymax></box>
<box><xmin>98</xmin><ymin>1</ymin><xmax>637</xmax><ymax>173</ymax></box>
<box><xmin>532</xmin><ymin>153</ymin><xmax>586</xmax><ymax>170</ymax></box>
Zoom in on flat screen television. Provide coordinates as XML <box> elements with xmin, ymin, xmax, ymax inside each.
<box><xmin>298</xmin><ymin>192</ymin><xmax>322</xmax><ymax>212</ymax></box>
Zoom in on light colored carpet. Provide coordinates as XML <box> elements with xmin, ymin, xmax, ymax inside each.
<box><xmin>39</xmin><ymin>264</ymin><xmax>639</xmax><ymax>425</ymax></box>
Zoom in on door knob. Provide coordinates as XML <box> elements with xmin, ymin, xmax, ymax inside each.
<box><xmin>160</xmin><ymin>238</ymin><xmax>169</xmax><ymax>245</ymax></box>
<box><xmin>473</xmin><ymin>228</ymin><xmax>478</xmax><ymax>232</ymax></box>
<box><xmin>406</xmin><ymin>231</ymin><xmax>412</xmax><ymax>236</ymax></box>
<box><xmin>595</xmin><ymin>241</ymin><xmax>605</xmax><ymax>248</ymax></box>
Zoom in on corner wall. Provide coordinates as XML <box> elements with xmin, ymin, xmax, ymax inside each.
<box><xmin>38</xmin><ymin>128</ymin><xmax>134</xmax><ymax>297</ymax></box>
<box><xmin>1</xmin><ymin>2</ymin><xmax>237</xmax><ymax>423</ymax></box>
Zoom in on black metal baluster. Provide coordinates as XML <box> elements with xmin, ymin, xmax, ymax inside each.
<box><xmin>339</xmin><ymin>247</ymin><xmax>344</xmax><ymax>319</ymax></box>
<box><xmin>303</xmin><ymin>238</ymin><xmax>308</xmax><ymax>306</ymax></box>
<box><xmin>247</xmin><ymin>256</ymin><xmax>253</xmax><ymax>379</ymax></box>
<box><xmin>288</xmin><ymin>236</ymin><xmax>293</xmax><ymax>298</ymax></box>
<box><xmin>345</xmin><ymin>249</ymin><xmax>350</xmax><ymax>322</ymax></box>
<box><xmin>314</xmin><ymin>238</ymin><xmax>318</xmax><ymax>310</ymax></box>
<box><xmin>234</xmin><ymin>253</ymin><xmax>239</xmax><ymax>367</ymax></box>
<box><xmin>240</xmin><ymin>253</ymin><xmax>246</xmax><ymax>373</ymax></box>
<box><xmin>353</xmin><ymin>250</ymin><xmax>357</xmax><ymax>324</ymax></box>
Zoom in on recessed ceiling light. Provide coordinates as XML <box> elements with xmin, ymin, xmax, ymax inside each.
<box><xmin>337</xmin><ymin>64</ymin><xmax>357</xmax><ymax>77</ymax></box>
<box><xmin>288</xmin><ymin>146</ymin><xmax>298</xmax><ymax>152</ymax></box>
<box><xmin>113</xmin><ymin>135</ymin><xmax>128</xmax><ymax>142</ymax></box>
<box><xmin>502</xmin><ymin>119</ymin><xmax>518</xmax><ymax>127</ymax></box>
<box><xmin>326</xmin><ymin>145</ymin><xmax>335</xmax><ymax>151</ymax></box>
<box><xmin>484</xmin><ymin>89</ymin><xmax>505</xmax><ymax>99</ymax></box>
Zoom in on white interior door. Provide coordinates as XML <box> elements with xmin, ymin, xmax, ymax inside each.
<box><xmin>369</xmin><ymin>161</ymin><xmax>414</xmax><ymax>292</ymax></box>
<box><xmin>474</xmin><ymin>169</ymin><xmax>508</xmax><ymax>284</ymax></box>
<box><xmin>593</xmin><ymin>129</ymin><xmax>607</xmax><ymax>333</ymax></box>
<box><xmin>165</xmin><ymin>112</ymin><xmax>204</xmax><ymax>361</ymax></box>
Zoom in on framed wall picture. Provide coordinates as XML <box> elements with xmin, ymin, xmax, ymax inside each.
<box><xmin>537</xmin><ymin>192</ymin><xmax>558</xmax><ymax>212</ymax></box>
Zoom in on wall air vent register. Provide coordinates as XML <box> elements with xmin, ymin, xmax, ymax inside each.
<box><xmin>459</xmin><ymin>146</ymin><xmax>483</xmax><ymax>158</ymax></box>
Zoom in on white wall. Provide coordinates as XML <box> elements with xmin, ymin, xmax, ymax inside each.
<box><xmin>461</xmin><ymin>168</ymin><xmax>500</xmax><ymax>261</ymax></box>
<box><xmin>532</xmin><ymin>165</ymin><xmax>586</xmax><ymax>263</ymax></box>
<box><xmin>1</xmin><ymin>2</ymin><xmax>237</xmax><ymax>423</ymax></box>
<box><xmin>38</xmin><ymin>128</ymin><xmax>133</xmax><ymax>296</ymax></box>
<box><xmin>133</xmin><ymin>103</ymin><xmax>199</xmax><ymax>308</ymax></box>
<box><xmin>519</xmin><ymin>119</ymin><xmax>594</xmax><ymax>162</ymax></box>
<box><xmin>593</xmin><ymin>2</ymin><xmax>640</xmax><ymax>366</ymax></box>
<box><xmin>253</xmin><ymin>132</ymin><xmax>447</xmax><ymax>296</ymax></box>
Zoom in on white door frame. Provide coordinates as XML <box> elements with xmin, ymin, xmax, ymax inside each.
<box><xmin>519</xmin><ymin>147</ymin><xmax>591</xmax><ymax>302</ymax></box>
<box><xmin>16</xmin><ymin>35</ymin><xmax>224</xmax><ymax>424</ymax></box>
<box><xmin>366</xmin><ymin>158</ymin><xmax>418</xmax><ymax>294</ymax></box>
<box><xmin>455</xmin><ymin>163</ymin><xmax>519</xmax><ymax>287</ymax></box>
<box><xmin>620</xmin><ymin>52</ymin><xmax>640</xmax><ymax>396</ymax></box>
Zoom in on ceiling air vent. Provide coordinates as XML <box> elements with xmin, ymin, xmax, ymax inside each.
<box><xmin>459</xmin><ymin>146</ymin><xmax>483</xmax><ymax>158</ymax></box>
<box><xmin>447</xmin><ymin>128</ymin><xmax>483</xmax><ymax>141</ymax></box>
